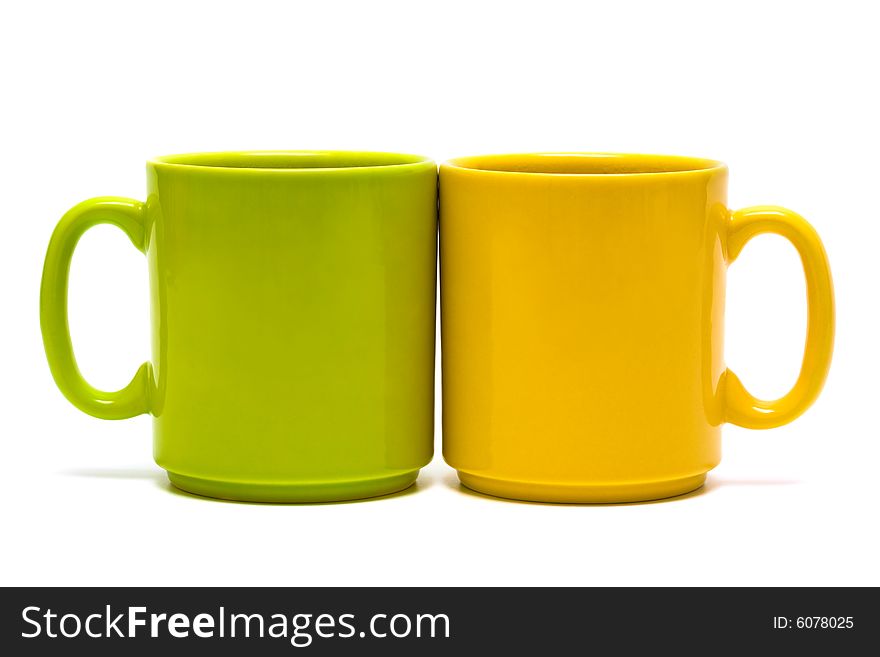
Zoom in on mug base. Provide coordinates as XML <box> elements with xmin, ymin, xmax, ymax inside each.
<box><xmin>166</xmin><ymin>469</ymin><xmax>419</xmax><ymax>503</ymax></box>
<box><xmin>457</xmin><ymin>471</ymin><xmax>706</xmax><ymax>504</ymax></box>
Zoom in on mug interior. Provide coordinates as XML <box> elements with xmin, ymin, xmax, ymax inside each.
<box><xmin>150</xmin><ymin>151</ymin><xmax>431</xmax><ymax>170</ymax></box>
<box><xmin>445</xmin><ymin>153</ymin><xmax>724</xmax><ymax>175</ymax></box>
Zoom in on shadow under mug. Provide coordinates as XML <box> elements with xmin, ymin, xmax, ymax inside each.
<box><xmin>439</xmin><ymin>153</ymin><xmax>834</xmax><ymax>504</ymax></box>
<box><xmin>41</xmin><ymin>151</ymin><xmax>438</xmax><ymax>503</ymax></box>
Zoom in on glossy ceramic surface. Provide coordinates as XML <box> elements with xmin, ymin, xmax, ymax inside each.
<box><xmin>41</xmin><ymin>151</ymin><xmax>438</xmax><ymax>502</ymax></box>
<box><xmin>440</xmin><ymin>153</ymin><xmax>834</xmax><ymax>503</ymax></box>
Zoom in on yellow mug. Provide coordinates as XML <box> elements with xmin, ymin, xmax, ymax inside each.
<box><xmin>439</xmin><ymin>153</ymin><xmax>834</xmax><ymax>503</ymax></box>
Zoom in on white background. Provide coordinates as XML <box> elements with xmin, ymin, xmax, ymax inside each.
<box><xmin>1</xmin><ymin>0</ymin><xmax>877</xmax><ymax>586</ymax></box>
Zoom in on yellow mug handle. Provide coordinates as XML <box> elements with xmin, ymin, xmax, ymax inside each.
<box><xmin>725</xmin><ymin>206</ymin><xmax>834</xmax><ymax>429</ymax></box>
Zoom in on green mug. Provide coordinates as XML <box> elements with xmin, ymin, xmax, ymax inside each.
<box><xmin>41</xmin><ymin>151</ymin><xmax>438</xmax><ymax>502</ymax></box>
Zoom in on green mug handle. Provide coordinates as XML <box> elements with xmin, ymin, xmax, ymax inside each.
<box><xmin>40</xmin><ymin>197</ymin><xmax>152</xmax><ymax>419</ymax></box>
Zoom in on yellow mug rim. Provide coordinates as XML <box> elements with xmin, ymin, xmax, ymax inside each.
<box><xmin>442</xmin><ymin>152</ymin><xmax>727</xmax><ymax>177</ymax></box>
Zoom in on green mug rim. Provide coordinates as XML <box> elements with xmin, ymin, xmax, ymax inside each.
<box><xmin>148</xmin><ymin>150</ymin><xmax>435</xmax><ymax>174</ymax></box>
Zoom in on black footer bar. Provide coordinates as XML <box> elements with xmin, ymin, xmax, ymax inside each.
<box><xmin>1</xmin><ymin>587</ymin><xmax>874</xmax><ymax>654</ymax></box>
